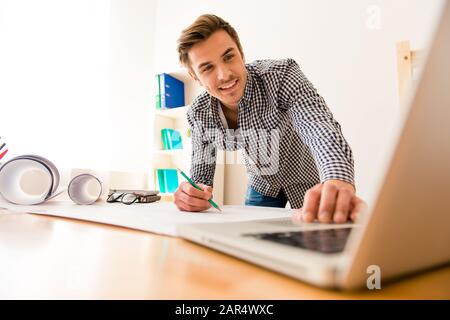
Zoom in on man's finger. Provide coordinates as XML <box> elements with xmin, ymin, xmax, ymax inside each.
<box><xmin>175</xmin><ymin>196</ymin><xmax>210</xmax><ymax>212</ymax></box>
<box><xmin>333</xmin><ymin>188</ymin><xmax>353</xmax><ymax>223</ymax></box>
<box><xmin>350</xmin><ymin>196</ymin><xmax>368</xmax><ymax>222</ymax></box>
<box><xmin>178</xmin><ymin>191</ymin><xmax>211</xmax><ymax>209</ymax></box>
<box><xmin>197</xmin><ymin>184</ymin><xmax>213</xmax><ymax>198</ymax></box>
<box><xmin>181</xmin><ymin>182</ymin><xmax>211</xmax><ymax>200</ymax></box>
<box><xmin>318</xmin><ymin>183</ymin><xmax>338</xmax><ymax>223</ymax></box>
<box><xmin>302</xmin><ymin>184</ymin><xmax>322</xmax><ymax>222</ymax></box>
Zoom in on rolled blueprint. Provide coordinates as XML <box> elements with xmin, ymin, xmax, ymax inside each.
<box><xmin>68</xmin><ymin>174</ymin><xmax>102</xmax><ymax>205</ymax></box>
<box><xmin>0</xmin><ymin>155</ymin><xmax>60</xmax><ymax>205</ymax></box>
<box><xmin>0</xmin><ymin>155</ymin><xmax>103</xmax><ymax>205</ymax></box>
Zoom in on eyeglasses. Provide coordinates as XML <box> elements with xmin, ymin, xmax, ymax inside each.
<box><xmin>107</xmin><ymin>191</ymin><xmax>157</xmax><ymax>205</ymax></box>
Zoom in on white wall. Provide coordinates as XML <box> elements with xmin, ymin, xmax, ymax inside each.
<box><xmin>0</xmin><ymin>0</ymin><xmax>111</xmax><ymax>170</ymax></box>
<box><xmin>0</xmin><ymin>0</ymin><xmax>157</xmax><ymax>190</ymax></box>
<box><xmin>1</xmin><ymin>0</ymin><xmax>444</xmax><ymax>201</ymax></box>
<box><xmin>109</xmin><ymin>0</ymin><xmax>157</xmax><ymax>188</ymax></box>
<box><xmin>151</xmin><ymin>0</ymin><xmax>445</xmax><ymax>205</ymax></box>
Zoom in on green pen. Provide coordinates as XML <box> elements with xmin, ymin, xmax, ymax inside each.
<box><xmin>177</xmin><ymin>168</ymin><xmax>222</xmax><ymax>212</ymax></box>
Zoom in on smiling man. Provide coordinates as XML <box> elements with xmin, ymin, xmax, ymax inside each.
<box><xmin>174</xmin><ymin>14</ymin><xmax>366</xmax><ymax>223</ymax></box>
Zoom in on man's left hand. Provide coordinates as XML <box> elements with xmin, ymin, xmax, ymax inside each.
<box><xmin>292</xmin><ymin>180</ymin><xmax>367</xmax><ymax>224</ymax></box>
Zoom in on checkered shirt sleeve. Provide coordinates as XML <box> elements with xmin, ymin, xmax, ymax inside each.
<box><xmin>277</xmin><ymin>58</ymin><xmax>355</xmax><ymax>185</ymax></box>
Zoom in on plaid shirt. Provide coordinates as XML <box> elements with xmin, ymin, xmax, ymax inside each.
<box><xmin>187</xmin><ymin>58</ymin><xmax>354</xmax><ymax>209</ymax></box>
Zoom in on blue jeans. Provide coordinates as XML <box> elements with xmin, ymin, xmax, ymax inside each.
<box><xmin>245</xmin><ymin>187</ymin><xmax>288</xmax><ymax>208</ymax></box>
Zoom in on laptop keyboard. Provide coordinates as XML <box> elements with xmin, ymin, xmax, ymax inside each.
<box><xmin>243</xmin><ymin>227</ymin><xmax>353</xmax><ymax>254</ymax></box>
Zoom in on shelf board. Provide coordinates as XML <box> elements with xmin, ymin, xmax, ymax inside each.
<box><xmin>152</xmin><ymin>149</ymin><xmax>186</xmax><ymax>156</ymax></box>
<box><xmin>154</xmin><ymin>106</ymin><xmax>189</xmax><ymax>119</ymax></box>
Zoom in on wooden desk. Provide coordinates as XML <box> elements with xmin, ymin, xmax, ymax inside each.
<box><xmin>1</xmin><ymin>211</ymin><xmax>449</xmax><ymax>299</ymax></box>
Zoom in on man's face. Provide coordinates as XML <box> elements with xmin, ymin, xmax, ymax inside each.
<box><xmin>187</xmin><ymin>30</ymin><xmax>247</xmax><ymax>110</ymax></box>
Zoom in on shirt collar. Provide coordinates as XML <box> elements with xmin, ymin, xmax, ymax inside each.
<box><xmin>240</xmin><ymin>66</ymin><xmax>253</xmax><ymax>105</ymax></box>
<box><xmin>208</xmin><ymin>95</ymin><xmax>225</xmax><ymax>132</ymax></box>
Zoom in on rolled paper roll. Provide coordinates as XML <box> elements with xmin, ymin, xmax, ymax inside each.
<box><xmin>67</xmin><ymin>174</ymin><xmax>102</xmax><ymax>205</ymax></box>
<box><xmin>0</xmin><ymin>157</ymin><xmax>54</xmax><ymax>205</ymax></box>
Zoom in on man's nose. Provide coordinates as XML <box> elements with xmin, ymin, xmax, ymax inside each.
<box><xmin>216</xmin><ymin>65</ymin><xmax>232</xmax><ymax>82</ymax></box>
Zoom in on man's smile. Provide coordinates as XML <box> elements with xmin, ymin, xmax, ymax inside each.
<box><xmin>219</xmin><ymin>79</ymin><xmax>238</xmax><ymax>92</ymax></box>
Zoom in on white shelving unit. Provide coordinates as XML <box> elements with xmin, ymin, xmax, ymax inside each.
<box><xmin>151</xmin><ymin>70</ymin><xmax>225</xmax><ymax>205</ymax></box>
<box><xmin>154</xmin><ymin>106</ymin><xmax>189</xmax><ymax>119</ymax></box>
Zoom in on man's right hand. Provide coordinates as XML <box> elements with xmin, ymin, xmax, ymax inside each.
<box><xmin>174</xmin><ymin>181</ymin><xmax>213</xmax><ymax>212</ymax></box>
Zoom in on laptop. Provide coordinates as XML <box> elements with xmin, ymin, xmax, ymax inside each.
<box><xmin>177</xmin><ymin>1</ymin><xmax>450</xmax><ymax>290</ymax></box>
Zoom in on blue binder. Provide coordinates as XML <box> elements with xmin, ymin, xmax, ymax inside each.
<box><xmin>159</xmin><ymin>73</ymin><xmax>185</xmax><ymax>109</ymax></box>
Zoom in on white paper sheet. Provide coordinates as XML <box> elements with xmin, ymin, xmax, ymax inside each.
<box><xmin>0</xmin><ymin>200</ymin><xmax>293</xmax><ymax>236</ymax></box>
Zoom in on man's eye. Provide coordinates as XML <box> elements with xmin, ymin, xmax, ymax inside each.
<box><xmin>224</xmin><ymin>55</ymin><xmax>234</xmax><ymax>61</ymax></box>
<box><xmin>202</xmin><ymin>65</ymin><xmax>212</xmax><ymax>73</ymax></box>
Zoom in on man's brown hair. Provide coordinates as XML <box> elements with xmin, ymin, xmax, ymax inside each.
<box><xmin>177</xmin><ymin>14</ymin><xmax>244</xmax><ymax>69</ymax></box>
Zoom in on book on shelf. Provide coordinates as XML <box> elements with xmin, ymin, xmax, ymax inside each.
<box><xmin>156</xmin><ymin>168</ymin><xmax>179</xmax><ymax>193</ymax></box>
<box><xmin>155</xmin><ymin>74</ymin><xmax>161</xmax><ymax>110</ymax></box>
<box><xmin>161</xmin><ymin>128</ymin><xmax>183</xmax><ymax>150</ymax></box>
